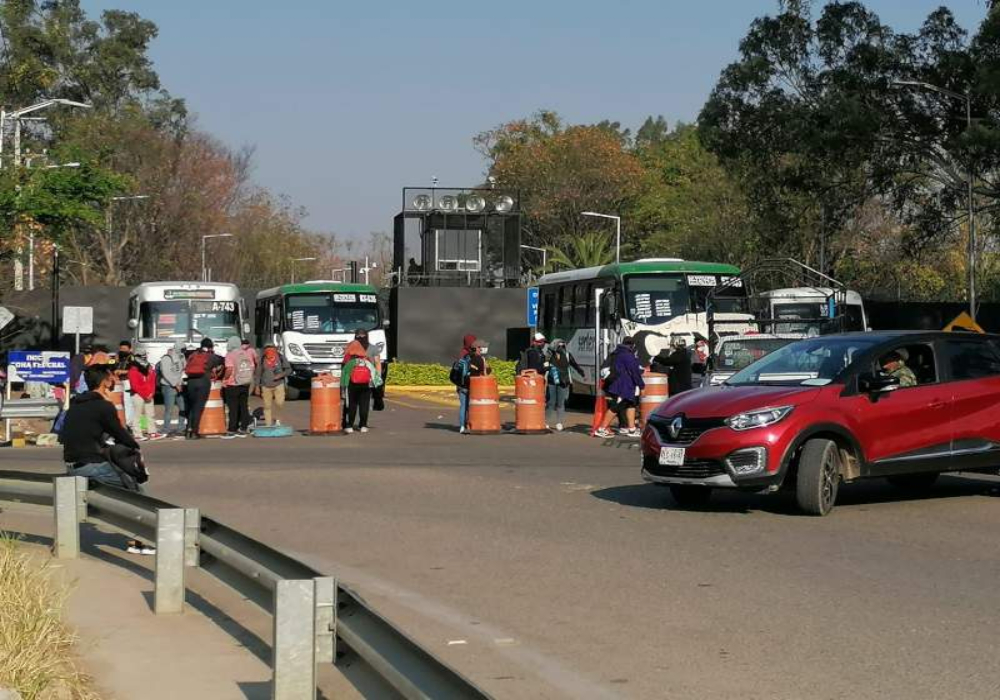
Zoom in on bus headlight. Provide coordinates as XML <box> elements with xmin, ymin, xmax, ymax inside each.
<box><xmin>287</xmin><ymin>343</ymin><xmax>306</xmax><ymax>358</ymax></box>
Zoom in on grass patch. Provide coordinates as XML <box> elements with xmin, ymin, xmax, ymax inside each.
<box><xmin>0</xmin><ymin>534</ymin><xmax>100</xmax><ymax>700</ymax></box>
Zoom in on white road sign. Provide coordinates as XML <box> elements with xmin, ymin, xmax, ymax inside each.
<box><xmin>0</xmin><ymin>306</ymin><xmax>13</xmax><ymax>331</ymax></box>
<box><xmin>62</xmin><ymin>306</ymin><xmax>94</xmax><ymax>335</ymax></box>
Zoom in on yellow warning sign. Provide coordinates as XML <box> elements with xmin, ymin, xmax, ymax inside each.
<box><xmin>943</xmin><ymin>312</ymin><xmax>984</xmax><ymax>334</ymax></box>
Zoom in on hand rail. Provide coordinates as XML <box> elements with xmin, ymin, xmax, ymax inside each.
<box><xmin>0</xmin><ymin>471</ymin><xmax>491</xmax><ymax>700</ymax></box>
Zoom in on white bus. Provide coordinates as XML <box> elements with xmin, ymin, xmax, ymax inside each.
<box><xmin>127</xmin><ymin>282</ymin><xmax>250</xmax><ymax>368</ymax></box>
<box><xmin>254</xmin><ymin>281</ymin><xmax>387</xmax><ymax>391</ymax></box>
<box><xmin>759</xmin><ymin>287</ymin><xmax>868</xmax><ymax>335</ymax></box>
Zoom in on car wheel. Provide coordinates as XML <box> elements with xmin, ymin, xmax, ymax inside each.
<box><xmin>668</xmin><ymin>484</ymin><xmax>712</xmax><ymax>508</ymax></box>
<box><xmin>796</xmin><ymin>438</ymin><xmax>841</xmax><ymax>516</ymax></box>
<box><xmin>886</xmin><ymin>473</ymin><xmax>939</xmax><ymax>490</ymax></box>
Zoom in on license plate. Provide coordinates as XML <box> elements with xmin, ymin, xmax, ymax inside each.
<box><xmin>659</xmin><ymin>447</ymin><xmax>686</xmax><ymax>466</ymax></box>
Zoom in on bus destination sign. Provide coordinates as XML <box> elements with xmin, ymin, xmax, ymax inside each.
<box><xmin>165</xmin><ymin>289</ymin><xmax>217</xmax><ymax>300</ymax></box>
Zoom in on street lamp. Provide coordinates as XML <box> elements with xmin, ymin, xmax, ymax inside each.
<box><xmin>201</xmin><ymin>233</ymin><xmax>234</xmax><ymax>282</ymax></box>
<box><xmin>520</xmin><ymin>244</ymin><xmax>548</xmax><ymax>273</ymax></box>
<box><xmin>290</xmin><ymin>256</ymin><xmax>317</xmax><ymax>283</ymax></box>
<box><xmin>0</xmin><ymin>98</ymin><xmax>92</xmax><ymax>168</ymax></box>
<box><xmin>581</xmin><ymin>211</ymin><xmax>622</xmax><ymax>264</ymax></box>
<box><xmin>894</xmin><ymin>79</ymin><xmax>976</xmax><ymax>321</ymax></box>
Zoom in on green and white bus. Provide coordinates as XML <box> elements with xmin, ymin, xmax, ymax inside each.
<box><xmin>536</xmin><ymin>259</ymin><xmax>751</xmax><ymax>395</ymax></box>
<box><xmin>255</xmin><ymin>281</ymin><xmax>386</xmax><ymax>391</ymax></box>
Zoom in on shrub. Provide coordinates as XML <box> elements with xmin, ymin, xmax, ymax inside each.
<box><xmin>388</xmin><ymin>360</ymin><xmax>517</xmax><ymax>386</ymax></box>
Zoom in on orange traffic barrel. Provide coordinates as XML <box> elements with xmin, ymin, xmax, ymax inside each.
<box><xmin>639</xmin><ymin>370</ymin><xmax>669</xmax><ymax>428</ymax></box>
<box><xmin>515</xmin><ymin>370</ymin><xmax>547</xmax><ymax>434</ymax></box>
<box><xmin>467</xmin><ymin>375</ymin><xmax>501</xmax><ymax>434</ymax></box>
<box><xmin>110</xmin><ymin>383</ymin><xmax>127</xmax><ymax>427</ymax></box>
<box><xmin>309</xmin><ymin>372</ymin><xmax>342</xmax><ymax>435</ymax></box>
<box><xmin>199</xmin><ymin>381</ymin><xmax>227</xmax><ymax>436</ymax></box>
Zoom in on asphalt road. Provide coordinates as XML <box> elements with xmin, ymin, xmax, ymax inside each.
<box><xmin>4</xmin><ymin>391</ymin><xmax>1000</xmax><ymax>699</ymax></box>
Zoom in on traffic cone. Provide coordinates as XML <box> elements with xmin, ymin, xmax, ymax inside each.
<box><xmin>590</xmin><ymin>389</ymin><xmax>607</xmax><ymax>436</ymax></box>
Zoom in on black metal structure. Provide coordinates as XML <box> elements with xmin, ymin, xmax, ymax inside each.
<box><xmin>392</xmin><ymin>187</ymin><xmax>521</xmax><ymax>289</ymax></box>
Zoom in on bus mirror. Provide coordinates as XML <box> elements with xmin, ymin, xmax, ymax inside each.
<box><xmin>127</xmin><ymin>319</ymin><xmax>138</xmax><ymax>330</ymax></box>
<box><xmin>383</xmin><ymin>318</ymin><xmax>391</xmax><ymax>328</ymax></box>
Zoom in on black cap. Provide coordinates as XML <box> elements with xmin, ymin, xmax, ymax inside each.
<box><xmin>201</xmin><ymin>338</ymin><xmax>214</xmax><ymax>349</ymax></box>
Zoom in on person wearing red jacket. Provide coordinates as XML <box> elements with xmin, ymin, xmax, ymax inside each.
<box><xmin>127</xmin><ymin>351</ymin><xmax>162</xmax><ymax>441</ymax></box>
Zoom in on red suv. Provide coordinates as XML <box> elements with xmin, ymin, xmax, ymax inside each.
<box><xmin>641</xmin><ymin>331</ymin><xmax>1000</xmax><ymax>515</ymax></box>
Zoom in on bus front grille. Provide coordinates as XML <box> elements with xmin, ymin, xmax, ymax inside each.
<box><xmin>305</xmin><ymin>343</ymin><xmax>345</xmax><ymax>360</ymax></box>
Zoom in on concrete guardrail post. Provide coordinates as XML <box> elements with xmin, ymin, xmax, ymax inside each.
<box><xmin>272</xmin><ymin>579</ymin><xmax>317</xmax><ymax>700</ymax></box>
<box><xmin>314</xmin><ymin>576</ymin><xmax>337</xmax><ymax>664</ymax></box>
<box><xmin>53</xmin><ymin>476</ymin><xmax>86</xmax><ymax>559</ymax></box>
<box><xmin>154</xmin><ymin>508</ymin><xmax>187</xmax><ymax>614</ymax></box>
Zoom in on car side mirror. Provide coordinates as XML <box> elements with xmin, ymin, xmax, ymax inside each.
<box><xmin>127</xmin><ymin>319</ymin><xmax>138</xmax><ymax>330</ymax></box>
<box><xmin>858</xmin><ymin>371</ymin><xmax>899</xmax><ymax>394</ymax></box>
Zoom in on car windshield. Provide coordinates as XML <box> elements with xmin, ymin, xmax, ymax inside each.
<box><xmin>714</xmin><ymin>337</ymin><xmax>797</xmax><ymax>372</ymax></box>
<box><xmin>625</xmin><ymin>274</ymin><xmax>689</xmax><ymax>324</ymax></box>
<box><xmin>285</xmin><ymin>293</ymin><xmax>380</xmax><ymax>334</ymax></box>
<box><xmin>726</xmin><ymin>336</ymin><xmax>880</xmax><ymax>386</ymax></box>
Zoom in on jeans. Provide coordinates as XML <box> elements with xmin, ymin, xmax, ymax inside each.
<box><xmin>223</xmin><ymin>384</ymin><xmax>251</xmax><ymax>432</ymax></box>
<box><xmin>186</xmin><ymin>378</ymin><xmax>211</xmax><ymax>435</ymax></box>
<box><xmin>346</xmin><ymin>383</ymin><xmax>372</xmax><ymax>428</ymax></box>
<box><xmin>457</xmin><ymin>387</ymin><xmax>469</xmax><ymax>429</ymax></box>
<box><xmin>161</xmin><ymin>384</ymin><xmax>186</xmax><ymax>433</ymax></box>
<box><xmin>546</xmin><ymin>384</ymin><xmax>570</xmax><ymax>425</ymax></box>
<box><xmin>261</xmin><ymin>384</ymin><xmax>285</xmax><ymax>426</ymax></box>
<box><xmin>66</xmin><ymin>461</ymin><xmax>126</xmax><ymax>489</ymax></box>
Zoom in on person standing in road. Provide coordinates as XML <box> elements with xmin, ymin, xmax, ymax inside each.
<box><xmin>157</xmin><ymin>341</ymin><xmax>187</xmax><ymax>436</ymax></box>
<box><xmin>254</xmin><ymin>343</ymin><xmax>291</xmax><ymax>426</ymax></box>
<box><xmin>520</xmin><ymin>332</ymin><xmax>549</xmax><ymax>374</ymax></box>
<box><xmin>223</xmin><ymin>336</ymin><xmax>257</xmax><ymax>436</ymax></box>
<box><xmin>127</xmin><ymin>351</ymin><xmax>160</xmax><ymax>441</ymax></box>
<box><xmin>341</xmin><ymin>340</ymin><xmax>382</xmax><ymax>433</ymax></box>
<box><xmin>651</xmin><ymin>337</ymin><xmax>694</xmax><ymax>396</ymax></box>
<box><xmin>546</xmin><ymin>338</ymin><xmax>583</xmax><ymax>432</ymax></box>
<box><xmin>184</xmin><ymin>338</ymin><xmax>223</xmax><ymax>440</ymax></box>
<box><xmin>595</xmin><ymin>336</ymin><xmax>645</xmax><ymax>438</ymax></box>
<box><xmin>116</xmin><ymin>340</ymin><xmax>135</xmax><ymax>428</ymax></box>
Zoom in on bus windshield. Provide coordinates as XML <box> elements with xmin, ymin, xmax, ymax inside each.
<box><xmin>284</xmin><ymin>293</ymin><xmax>379</xmax><ymax>334</ymax></box>
<box><xmin>625</xmin><ymin>274</ymin><xmax>689</xmax><ymax>324</ymax></box>
<box><xmin>139</xmin><ymin>300</ymin><xmax>240</xmax><ymax>341</ymax></box>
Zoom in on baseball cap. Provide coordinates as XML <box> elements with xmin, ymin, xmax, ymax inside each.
<box><xmin>533</xmin><ymin>332</ymin><xmax>546</xmax><ymax>342</ymax></box>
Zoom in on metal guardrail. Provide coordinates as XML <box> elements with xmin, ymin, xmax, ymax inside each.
<box><xmin>0</xmin><ymin>397</ymin><xmax>62</xmax><ymax>420</ymax></box>
<box><xmin>0</xmin><ymin>470</ymin><xmax>491</xmax><ymax>700</ymax></box>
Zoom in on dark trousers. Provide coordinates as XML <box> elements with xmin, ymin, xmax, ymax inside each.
<box><xmin>186</xmin><ymin>378</ymin><xmax>210</xmax><ymax>435</ymax></box>
<box><xmin>346</xmin><ymin>383</ymin><xmax>372</xmax><ymax>428</ymax></box>
<box><xmin>223</xmin><ymin>384</ymin><xmax>251</xmax><ymax>432</ymax></box>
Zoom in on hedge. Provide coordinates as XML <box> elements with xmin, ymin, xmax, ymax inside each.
<box><xmin>387</xmin><ymin>360</ymin><xmax>517</xmax><ymax>386</ymax></box>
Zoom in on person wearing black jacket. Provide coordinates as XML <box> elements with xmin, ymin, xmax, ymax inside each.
<box><xmin>546</xmin><ymin>338</ymin><xmax>583</xmax><ymax>431</ymax></box>
<box><xmin>61</xmin><ymin>365</ymin><xmax>141</xmax><ymax>489</ymax></box>
<box><xmin>651</xmin><ymin>338</ymin><xmax>694</xmax><ymax>395</ymax></box>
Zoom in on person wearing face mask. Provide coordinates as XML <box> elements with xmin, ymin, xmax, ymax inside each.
<box><xmin>254</xmin><ymin>343</ymin><xmax>292</xmax><ymax>426</ymax></box>
<box><xmin>127</xmin><ymin>351</ymin><xmax>161</xmax><ymax>441</ymax></box>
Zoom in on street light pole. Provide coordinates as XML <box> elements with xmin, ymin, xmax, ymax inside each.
<box><xmin>894</xmin><ymin>80</ymin><xmax>976</xmax><ymax>321</ymax></box>
<box><xmin>201</xmin><ymin>233</ymin><xmax>234</xmax><ymax>282</ymax></box>
<box><xmin>520</xmin><ymin>244</ymin><xmax>548</xmax><ymax>273</ymax></box>
<box><xmin>581</xmin><ymin>211</ymin><xmax>622</xmax><ymax>265</ymax></box>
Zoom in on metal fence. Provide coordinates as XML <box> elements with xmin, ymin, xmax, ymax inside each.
<box><xmin>0</xmin><ymin>470</ymin><xmax>491</xmax><ymax>700</ymax></box>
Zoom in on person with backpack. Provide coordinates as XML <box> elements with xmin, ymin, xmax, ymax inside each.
<box><xmin>595</xmin><ymin>336</ymin><xmax>645</xmax><ymax>438</ymax></box>
<box><xmin>184</xmin><ymin>338</ymin><xmax>223</xmax><ymax>440</ymax></box>
<box><xmin>546</xmin><ymin>338</ymin><xmax>583</xmax><ymax>432</ymax></box>
<box><xmin>254</xmin><ymin>343</ymin><xmax>292</xmax><ymax>426</ymax></box>
<box><xmin>127</xmin><ymin>351</ymin><xmax>161</xmax><ymax>441</ymax></box>
<box><xmin>518</xmin><ymin>333</ymin><xmax>549</xmax><ymax>375</ymax></box>
<box><xmin>223</xmin><ymin>336</ymin><xmax>257</xmax><ymax>436</ymax></box>
<box><xmin>451</xmin><ymin>339</ymin><xmax>490</xmax><ymax>434</ymax></box>
<box><xmin>340</xmin><ymin>339</ymin><xmax>382</xmax><ymax>433</ymax></box>
<box><xmin>157</xmin><ymin>341</ymin><xmax>187</xmax><ymax>436</ymax></box>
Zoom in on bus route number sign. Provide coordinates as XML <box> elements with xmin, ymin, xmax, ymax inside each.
<box><xmin>333</xmin><ymin>293</ymin><xmax>357</xmax><ymax>303</ymax></box>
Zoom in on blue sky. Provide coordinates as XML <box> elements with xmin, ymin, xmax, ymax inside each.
<box><xmin>82</xmin><ymin>1</ymin><xmax>986</xmax><ymax>242</ymax></box>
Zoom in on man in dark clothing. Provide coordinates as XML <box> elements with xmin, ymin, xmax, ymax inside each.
<box><xmin>69</xmin><ymin>344</ymin><xmax>93</xmax><ymax>394</ymax></box>
<box><xmin>521</xmin><ymin>332</ymin><xmax>549</xmax><ymax>374</ymax></box>
<box><xmin>61</xmin><ymin>365</ymin><xmax>140</xmax><ymax>488</ymax></box>
<box><xmin>184</xmin><ymin>338</ymin><xmax>224</xmax><ymax>439</ymax></box>
<box><xmin>651</xmin><ymin>338</ymin><xmax>694</xmax><ymax>395</ymax></box>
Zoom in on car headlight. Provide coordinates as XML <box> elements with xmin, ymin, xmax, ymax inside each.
<box><xmin>287</xmin><ymin>343</ymin><xmax>305</xmax><ymax>358</ymax></box>
<box><xmin>726</xmin><ymin>406</ymin><xmax>793</xmax><ymax>431</ymax></box>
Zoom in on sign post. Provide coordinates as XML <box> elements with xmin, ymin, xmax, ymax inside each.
<box><xmin>62</xmin><ymin>306</ymin><xmax>94</xmax><ymax>354</ymax></box>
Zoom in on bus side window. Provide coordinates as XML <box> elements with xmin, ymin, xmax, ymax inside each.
<box><xmin>542</xmin><ymin>292</ymin><xmax>556</xmax><ymax>333</ymax></box>
<box><xmin>574</xmin><ymin>284</ymin><xmax>588</xmax><ymax>326</ymax></box>
<box><xmin>559</xmin><ymin>285</ymin><xmax>574</xmax><ymax>326</ymax></box>
<box><xmin>585</xmin><ymin>284</ymin><xmax>594</xmax><ymax>324</ymax></box>
<box><xmin>255</xmin><ymin>301</ymin><xmax>267</xmax><ymax>343</ymax></box>
<box><xmin>271</xmin><ymin>301</ymin><xmax>281</xmax><ymax>333</ymax></box>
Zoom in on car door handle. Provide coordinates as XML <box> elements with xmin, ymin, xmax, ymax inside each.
<box><xmin>927</xmin><ymin>400</ymin><xmax>947</xmax><ymax>409</ymax></box>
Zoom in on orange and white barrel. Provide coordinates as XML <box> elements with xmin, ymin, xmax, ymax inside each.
<box><xmin>515</xmin><ymin>370</ymin><xmax>547</xmax><ymax>434</ymax></box>
<box><xmin>309</xmin><ymin>372</ymin><xmax>342</xmax><ymax>434</ymax></box>
<box><xmin>468</xmin><ymin>375</ymin><xmax>501</xmax><ymax>434</ymax></box>
<box><xmin>639</xmin><ymin>370</ymin><xmax>669</xmax><ymax>428</ymax></box>
<box><xmin>199</xmin><ymin>381</ymin><xmax>227</xmax><ymax>436</ymax></box>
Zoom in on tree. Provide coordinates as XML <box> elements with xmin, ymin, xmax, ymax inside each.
<box><xmin>545</xmin><ymin>231</ymin><xmax>614</xmax><ymax>271</ymax></box>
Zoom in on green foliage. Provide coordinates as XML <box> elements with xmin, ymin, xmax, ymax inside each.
<box><xmin>545</xmin><ymin>231</ymin><xmax>614</xmax><ymax>271</ymax></box>
<box><xmin>388</xmin><ymin>361</ymin><xmax>517</xmax><ymax>386</ymax></box>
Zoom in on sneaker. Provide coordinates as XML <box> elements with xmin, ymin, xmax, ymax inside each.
<box><xmin>627</xmin><ymin>428</ymin><xmax>642</xmax><ymax>438</ymax></box>
<box><xmin>459</xmin><ymin>426</ymin><xmax>466</xmax><ymax>434</ymax></box>
<box><xmin>344</xmin><ymin>427</ymin><xmax>354</xmax><ymax>434</ymax></box>
<box><xmin>555</xmin><ymin>423</ymin><xmax>564</xmax><ymax>432</ymax></box>
<box><xmin>135</xmin><ymin>435</ymin><xmax>149</xmax><ymax>442</ymax></box>
<box><xmin>594</xmin><ymin>428</ymin><xmax>614</xmax><ymax>438</ymax></box>
<box><xmin>618</xmin><ymin>428</ymin><xmax>632</xmax><ymax>435</ymax></box>
<box><xmin>139</xmin><ymin>545</ymin><xmax>156</xmax><ymax>556</ymax></box>
<box><xmin>126</xmin><ymin>539</ymin><xmax>154</xmax><ymax>555</ymax></box>
<box><xmin>359</xmin><ymin>427</ymin><xmax>369</xmax><ymax>433</ymax></box>
<box><xmin>148</xmin><ymin>433</ymin><xmax>166</xmax><ymax>441</ymax></box>
<box><xmin>221</xmin><ymin>432</ymin><xmax>238</xmax><ymax>440</ymax></box>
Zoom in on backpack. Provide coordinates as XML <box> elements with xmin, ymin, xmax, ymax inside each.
<box><xmin>599</xmin><ymin>350</ymin><xmax>618</xmax><ymax>390</ymax></box>
<box><xmin>185</xmin><ymin>350</ymin><xmax>210</xmax><ymax>377</ymax></box>
<box><xmin>233</xmin><ymin>349</ymin><xmax>256</xmax><ymax>386</ymax></box>
<box><xmin>449</xmin><ymin>356</ymin><xmax>471</xmax><ymax>387</ymax></box>
<box><xmin>350</xmin><ymin>360</ymin><xmax>372</xmax><ymax>385</ymax></box>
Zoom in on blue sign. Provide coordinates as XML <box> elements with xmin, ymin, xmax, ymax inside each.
<box><xmin>8</xmin><ymin>351</ymin><xmax>70</xmax><ymax>383</ymax></box>
<box><xmin>827</xmin><ymin>297</ymin><xmax>836</xmax><ymax>319</ymax></box>
<box><xmin>527</xmin><ymin>287</ymin><xmax>539</xmax><ymax>327</ymax></box>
